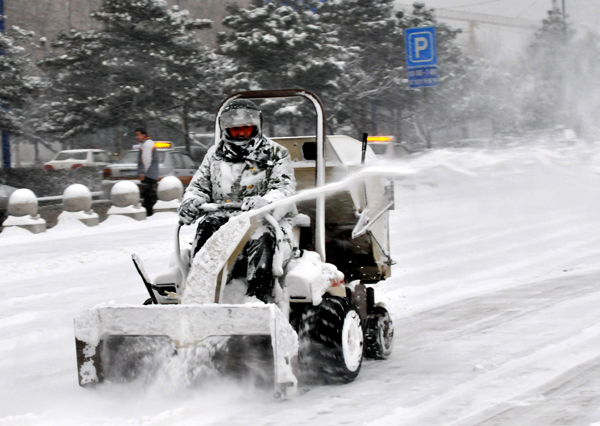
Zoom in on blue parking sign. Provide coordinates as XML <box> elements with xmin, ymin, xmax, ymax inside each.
<box><xmin>405</xmin><ymin>27</ymin><xmax>437</xmax><ymax>67</ymax></box>
<box><xmin>405</xmin><ymin>27</ymin><xmax>438</xmax><ymax>88</ymax></box>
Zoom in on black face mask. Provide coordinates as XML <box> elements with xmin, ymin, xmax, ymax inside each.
<box><xmin>220</xmin><ymin>140</ymin><xmax>249</xmax><ymax>161</ymax></box>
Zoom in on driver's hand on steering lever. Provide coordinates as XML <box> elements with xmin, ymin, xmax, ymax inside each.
<box><xmin>178</xmin><ymin>198</ymin><xmax>203</xmax><ymax>225</ymax></box>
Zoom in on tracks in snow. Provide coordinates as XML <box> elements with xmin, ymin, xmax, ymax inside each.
<box><xmin>368</xmin><ymin>271</ymin><xmax>600</xmax><ymax>426</ymax></box>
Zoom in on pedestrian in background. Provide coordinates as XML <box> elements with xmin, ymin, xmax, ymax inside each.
<box><xmin>136</xmin><ymin>128</ymin><xmax>159</xmax><ymax>217</ymax></box>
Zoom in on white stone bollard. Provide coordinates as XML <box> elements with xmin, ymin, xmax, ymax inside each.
<box><xmin>107</xmin><ymin>181</ymin><xmax>146</xmax><ymax>220</ymax></box>
<box><xmin>154</xmin><ymin>176</ymin><xmax>183</xmax><ymax>213</ymax></box>
<box><xmin>2</xmin><ymin>189</ymin><xmax>47</xmax><ymax>233</ymax></box>
<box><xmin>59</xmin><ymin>184</ymin><xmax>99</xmax><ymax>227</ymax></box>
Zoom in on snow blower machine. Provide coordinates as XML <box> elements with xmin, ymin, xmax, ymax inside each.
<box><xmin>74</xmin><ymin>89</ymin><xmax>395</xmax><ymax>398</ymax></box>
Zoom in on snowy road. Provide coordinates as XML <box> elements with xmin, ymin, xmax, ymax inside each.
<box><xmin>1</xmin><ymin>145</ymin><xmax>600</xmax><ymax>425</ymax></box>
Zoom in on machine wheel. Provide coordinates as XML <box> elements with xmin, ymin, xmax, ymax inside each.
<box><xmin>298</xmin><ymin>295</ymin><xmax>364</xmax><ymax>384</ymax></box>
<box><xmin>364</xmin><ymin>306</ymin><xmax>394</xmax><ymax>360</ymax></box>
<box><xmin>143</xmin><ymin>298</ymin><xmax>153</xmax><ymax>305</ymax></box>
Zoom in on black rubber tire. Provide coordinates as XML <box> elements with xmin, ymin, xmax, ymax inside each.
<box><xmin>364</xmin><ymin>306</ymin><xmax>394</xmax><ymax>360</ymax></box>
<box><xmin>143</xmin><ymin>298</ymin><xmax>153</xmax><ymax>305</ymax></box>
<box><xmin>298</xmin><ymin>295</ymin><xmax>364</xmax><ymax>385</ymax></box>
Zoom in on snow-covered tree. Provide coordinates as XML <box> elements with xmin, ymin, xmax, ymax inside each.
<box><xmin>316</xmin><ymin>1</ymin><xmax>474</xmax><ymax>146</ymax></box>
<box><xmin>506</xmin><ymin>8</ymin><xmax>600</xmax><ymax>138</ymax></box>
<box><xmin>461</xmin><ymin>58</ymin><xmax>524</xmax><ymax>137</ymax></box>
<box><xmin>40</xmin><ymin>0</ymin><xmax>214</xmax><ymax>151</ymax></box>
<box><xmin>564</xmin><ymin>30</ymin><xmax>600</xmax><ymax>138</ymax></box>
<box><xmin>519</xmin><ymin>8</ymin><xmax>574</xmax><ymax>131</ymax></box>
<box><xmin>0</xmin><ymin>25</ymin><xmax>37</xmax><ymax>136</ymax></box>
<box><xmin>215</xmin><ymin>1</ymin><xmax>476</xmax><ymax>143</ymax></box>
<box><xmin>316</xmin><ymin>0</ymin><xmax>403</xmax><ymax>135</ymax></box>
<box><xmin>217</xmin><ymin>0</ymin><xmax>345</xmax><ymax>134</ymax></box>
<box><xmin>388</xmin><ymin>3</ymin><xmax>472</xmax><ymax>147</ymax></box>
<box><xmin>219</xmin><ymin>0</ymin><xmax>341</xmax><ymax>93</ymax></box>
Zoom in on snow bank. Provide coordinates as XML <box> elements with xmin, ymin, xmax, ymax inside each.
<box><xmin>106</xmin><ymin>204</ymin><xmax>145</xmax><ymax>215</ymax></box>
<box><xmin>2</xmin><ymin>214</ymin><xmax>45</xmax><ymax>226</ymax></box>
<box><xmin>56</xmin><ymin>210</ymin><xmax>99</xmax><ymax>228</ymax></box>
<box><xmin>0</xmin><ymin>207</ymin><xmax>178</xmax><ymax>245</ymax></box>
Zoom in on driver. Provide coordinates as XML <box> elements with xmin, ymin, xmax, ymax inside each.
<box><xmin>178</xmin><ymin>99</ymin><xmax>296</xmax><ymax>303</ymax></box>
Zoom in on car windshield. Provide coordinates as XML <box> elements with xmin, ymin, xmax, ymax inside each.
<box><xmin>54</xmin><ymin>151</ymin><xmax>88</xmax><ymax>161</ymax></box>
<box><xmin>118</xmin><ymin>151</ymin><xmax>139</xmax><ymax>164</ymax></box>
<box><xmin>118</xmin><ymin>150</ymin><xmax>166</xmax><ymax>164</ymax></box>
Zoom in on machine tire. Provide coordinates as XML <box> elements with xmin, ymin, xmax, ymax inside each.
<box><xmin>298</xmin><ymin>295</ymin><xmax>364</xmax><ymax>385</ymax></box>
<box><xmin>143</xmin><ymin>298</ymin><xmax>153</xmax><ymax>305</ymax></box>
<box><xmin>364</xmin><ymin>306</ymin><xmax>394</xmax><ymax>360</ymax></box>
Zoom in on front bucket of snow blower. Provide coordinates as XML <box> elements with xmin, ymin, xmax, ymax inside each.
<box><xmin>74</xmin><ymin>303</ymin><xmax>299</xmax><ymax>396</ymax></box>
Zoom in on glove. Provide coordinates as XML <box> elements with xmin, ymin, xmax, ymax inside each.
<box><xmin>178</xmin><ymin>198</ymin><xmax>202</xmax><ymax>225</ymax></box>
<box><xmin>241</xmin><ymin>195</ymin><xmax>269</xmax><ymax>211</ymax></box>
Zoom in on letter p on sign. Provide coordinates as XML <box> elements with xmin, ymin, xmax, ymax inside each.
<box><xmin>405</xmin><ymin>27</ymin><xmax>437</xmax><ymax>68</ymax></box>
<box><xmin>414</xmin><ymin>37</ymin><xmax>428</xmax><ymax>58</ymax></box>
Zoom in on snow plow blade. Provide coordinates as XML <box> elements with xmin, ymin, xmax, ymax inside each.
<box><xmin>74</xmin><ymin>303</ymin><xmax>299</xmax><ymax>397</ymax></box>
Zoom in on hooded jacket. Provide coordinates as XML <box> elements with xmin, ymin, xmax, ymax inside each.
<box><xmin>183</xmin><ymin>135</ymin><xmax>295</xmax><ymax>206</ymax></box>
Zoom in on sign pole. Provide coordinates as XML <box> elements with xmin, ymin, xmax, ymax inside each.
<box><xmin>0</xmin><ymin>0</ymin><xmax>11</xmax><ymax>169</ymax></box>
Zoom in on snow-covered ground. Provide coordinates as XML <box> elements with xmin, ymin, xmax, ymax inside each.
<box><xmin>2</xmin><ymin>143</ymin><xmax>600</xmax><ymax>425</ymax></box>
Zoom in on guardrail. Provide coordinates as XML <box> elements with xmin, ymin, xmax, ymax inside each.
<box><xmin>37</xmin><ymin>192</ymin><xmax>107</xmax><ymax>204</ymax></box>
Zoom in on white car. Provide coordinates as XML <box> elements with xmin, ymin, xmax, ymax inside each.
<box><xmin>43</xmin><ymin>149</ymin><xmax>113</xmax><ymax>171</ymax></box>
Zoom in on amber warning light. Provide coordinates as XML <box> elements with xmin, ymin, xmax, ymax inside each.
<box><xmin>154</xmin><ymin>142</ymin><xmax>172</xmax><ymax>148</ymax></box>
<box><xmin>366</xmin><ymin>136</ymin><xmax>394</xmax><ymax>143</ymax></box>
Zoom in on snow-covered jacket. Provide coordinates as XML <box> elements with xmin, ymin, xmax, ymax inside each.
<box><xmin>184</xmin><ymin>135</ymin><xmax>297</xmax><ymax>277</ymax></box>
<box><xmin>183</xmin><ymin>136</ymin><xmax>295</xmax><ymax>207</ymax></box>
<box><xmin>137</xmin><ymin>138</ymin><xmax>159</xmax><ymax>180</ymax></box>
